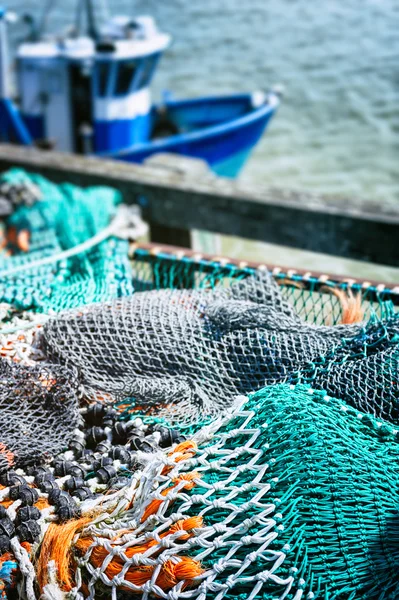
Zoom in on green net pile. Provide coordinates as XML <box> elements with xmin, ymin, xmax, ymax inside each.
<box><xmin>0</xmin><ymin>170</ymin><xmax>398</xmax><ymax>600</ymax></box>
<box><xmin>69</xmin><ymin>383</ymin><xmax>399</xmax><ymax>600</ymax></box>
<box><xmin>0</xmin><ymin>169</ymin><xmax>133</xmax><ymax>313</ymax></box>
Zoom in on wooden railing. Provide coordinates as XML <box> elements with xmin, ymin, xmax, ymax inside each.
<box><xmin>0</xmin><ymin>143</ymin><xmax>397</xmax><ymax>267</ymax></box>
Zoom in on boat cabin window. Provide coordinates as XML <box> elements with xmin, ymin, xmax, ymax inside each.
<box><xmin>96</xmin><ymin>62</ymin><xmax>111</xmax><ymax>97</ymax></box>
<box><xmin>115</xmin><ymin>61</ymin><xmax>138</xmax><ymax>96</ymax></box>
<box><xmin>136</xmin><ymin>54</ymin><xmax>159</xmax><ymax>90</ymax></box>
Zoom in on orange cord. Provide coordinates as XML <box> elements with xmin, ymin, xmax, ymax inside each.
<box><xmin>75</xmin><ymin>517</ymin><xmax>204</xmax><ymax>595</ymax></box>
<box><xmin>17</xmin><ymin>230</ymin><xmax>30</xmax><ymax>253</ymax></box>
<box><xmin>160</xmin><ymin>440</ymin><xmax>197</xmax><ymax>476</ymax></box>
<box><xmin>35</xmin><ymin>498</ymin><xmax>51</xmax><ymax>511</ymax></box>
<box><xmin>277</xmin><ymin>278</ymin><xmax>305</xmax><ymax>290</ymax></box>
<box><xmin>35</xmin><ymin>461</ymin><xmax>203</xmax><ymax>597</ymax></box>
<box><xmin>0</xmin><ymin>444</ymin><xmax>14</xmax><ymax>469</ymax></box>
<box><xmin>321</xmin><ymin>286</ymin><xmax>364</xmax><ymax>324</ymax></box>
<box><xmin>141</xmin><ymin>472</ymin><xmax>199</xmax><ymax>522</ymax></box>
<box><xmin>36</xmin><ymin>517</ymin><xmax>92</xmax><ymax>592</ymax></box>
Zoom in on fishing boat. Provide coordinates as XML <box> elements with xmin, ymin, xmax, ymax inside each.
<box><xmin>0</xmin><ymin>1</ymin><xmax>280</xmax><ymax>178</ymax></box>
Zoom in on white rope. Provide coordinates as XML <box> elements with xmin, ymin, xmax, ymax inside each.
<box><xmin>0</xmin><ymin>316</ymin><xmax>48</xmax><ymax>335</ymax></box>
<box><xmin>0</xmin><ymin>205</ymin><xmax>148</xmax><ymax>280</ymax></box>
<box><xmin>10</xmin><ymin>537</ymin><xmax>37</xmax><ymax>600</ymax></box>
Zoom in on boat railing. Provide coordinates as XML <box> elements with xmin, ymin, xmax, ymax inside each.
<box><xmin>0</xmin><ymin>143</ymin><xmax>397</xmax><ymax>282</ymax></box>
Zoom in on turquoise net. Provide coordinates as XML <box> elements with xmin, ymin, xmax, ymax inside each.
<box><xmin>0</xmin><ymin>170</ymin><xmax>398</xmax><ymax>600</ymax></box>
<box><xmin>0</xmin><ymin>169</ymin><xmax>133</xmax><ymax>312</ymax></box>
<box><xmin>70</xmin><ymin>383</ymin><xmax>399</xmax><ymax>600</ymax></box>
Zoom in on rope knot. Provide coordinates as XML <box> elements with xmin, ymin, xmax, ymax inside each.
<box><xmin>211</xmin><ymin>481</ymin><xmax>225</xmax><ymax>491</ymax></box>
<box><xmin>247</xmin><ymin>551</ymin><xmax>259</xmax><ymax>562</ymax></box>
<box><xmin>242</xmin><ymin>518</ymin><xmax>253</xmax><ymax>530</ymax></box>
<box><xmin>212</xmin><ymin>560</ymin><xmax>226</xmax><ymax>575</ymax></box>
<box><xmin>241</xmin><ymin>535</ymin><xmax>252</xmax><ymax>545</ymax></box>
<box><xmin>257</xmin><ymin>570</ymin><xmax>271</xmax><ymax>583</ymax></box>
<box><xmin>212</xmin><ymin>523</ymin><xmax>227</xmax><ymax>534</ymax></box>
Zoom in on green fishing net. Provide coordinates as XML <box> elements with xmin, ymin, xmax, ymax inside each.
<box><xmin>0</xmin><ymin>169</ymin><xmax>133</xmax><ymax>312</ymax></box>
<box><xmin>72</xmin><ymin>384</ymin><xmax>399</xmax><ymax>600</ymax></box>
<box><xmin>0</xmin><ymin>170</ymin><xmax>398</xmax><ymax>600</ymax></box>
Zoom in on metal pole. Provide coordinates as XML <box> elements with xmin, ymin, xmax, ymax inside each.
<box><xmin>0</xmin><ymin>8</ymin><xmax>9</xmax><ymax>99</ymax></box>
<box><xmin>85</xmin><ymin>0</ymin><xmax>98</xmax><ymax>41</ymax></box>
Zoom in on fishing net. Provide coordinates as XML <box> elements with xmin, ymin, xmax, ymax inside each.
<box><xmin>296</xmin><ymin>316</ymin><xmax>399</xmax><ymax>422</ymax></box>
<box><xmin>0</xmin><ymin>358</ymin><xmax>80</xmax><ymax>468</ymax></box>
<box><xmin>0</xmin><ymin>170</ymin><xmax>398</xmax><ymax>599</ymax></box>
<box><xmin>0</xmin><ymin>169</ymin><xmax>134</xmax><ymax>313</ymax></box>
<box><xmin>40</xmin><ymin>269</ymin><xmax>399</xmax><ymax>426</ymax></box>
<box><xmin>22</xmin><ymin>383</ymin><xmax>397</xmax><ymax>600</ymax></box>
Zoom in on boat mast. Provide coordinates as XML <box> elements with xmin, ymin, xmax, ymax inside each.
<box><xmin>0</xmin><ymin>8</ymin><xmax>32</xmax><ymax>145</ymax></box>
<box><xmin>0</xmin><ymin>8</ymin><xmax>9</xmax><ymax>99</ymax></box>
<box><xmin>84</xmin><ymin>0</ymin><xmax>98</xmax><ymax>41</ymax></box>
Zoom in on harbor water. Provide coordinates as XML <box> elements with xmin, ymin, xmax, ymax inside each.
<box><xmin>8</xmin><ymin>0</ymin><xmax>399</xmax><ymax>280</ymax></box>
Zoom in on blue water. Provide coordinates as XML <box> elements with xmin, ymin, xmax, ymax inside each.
<box><xmin>7</xmin><ymin>0</ymin><xmax>399</xmax><ymax>277</ymax></box>
<box><xmin>8</xmin><ymin>0</ymin><xmax>399</xmax><ymax>202</ymax></box>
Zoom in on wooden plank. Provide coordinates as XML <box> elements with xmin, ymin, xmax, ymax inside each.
<box><xmin>144</xmin><ymin>154</ymin><xmax>210</xmax><ymax>248</ymax></box>
<box><xmin>0</xmin><ymin>144</ymin><xmax>398</xmax><ymax>266</ymax></box>
<box><xmin>149</xmin><ymin>223</ymin><xmax>192</xmax><ymax>248</ymax></box>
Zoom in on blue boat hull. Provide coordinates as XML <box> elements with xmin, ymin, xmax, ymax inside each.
<box><xmin>104</xmin><ymin>93</ymin><xmax>279</xmax><ymax>178</ymax></box>
<box><xmin>0</xmin><ymin>93</ymin><xmax>278</xmax><ymax>178</ymax></box>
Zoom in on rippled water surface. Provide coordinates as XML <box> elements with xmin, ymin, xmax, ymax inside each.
<box><xmin>7</xmin><ymin>0</ymin><xmax>399</xmax><ymax>277</ymax></box>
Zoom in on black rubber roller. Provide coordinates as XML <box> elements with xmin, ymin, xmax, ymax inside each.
<box><xmin>16</xmin><ymin>520</ymin><xmax>41</xmax><ymax>543</ymax></box>
<box><xmin>0</xmin><ymin>516</ymin><xmax>15</xmax><ymax>538</ymax></box>
<box><xmin>15</xmin><ymin>506</ymin><xmax>41</xmax><ymax>524</ymax></box>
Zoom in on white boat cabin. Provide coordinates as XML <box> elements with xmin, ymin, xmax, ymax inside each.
<box><xmin>16</xmin><ymin>15</ymin><xmax>170</xmax><ymax>153</ymax></box>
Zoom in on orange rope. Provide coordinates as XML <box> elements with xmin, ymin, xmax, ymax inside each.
<box><xmin>160</xmin><ymin>440</ymin><xmax>197</xmax><ymax>476</ymax></box>
<box><xmin>75</xmin><ymin>517</ymin><xmax>204</xmax><ymax>595</ymax></box>
<box><xmin>36</xmin><ymin>517</ymin><xmax>92</xmax><ymax>592</ymax></box>
<box><xmin>0</xmin><ymin>444</ymin><xmax>14</xmax><ymax>469</ymax></box>
<box><xmin>141</xmin><ymin>472</ymin><xmax>199</xmax><ymax>523</ymax></box>
<box><xmin>320</xmin><ymin>285</ymin><xmax>364</xmax><ymax>325</ymax></box>
<box><xmin>278</xmin><ymin>278</ymin><xmax>305</xmax><ymax>290</ymax></box>
<box><xmin>35</xmin><ymin>498</ymin><xmax>51</xmax><ymax>511</ymax></box>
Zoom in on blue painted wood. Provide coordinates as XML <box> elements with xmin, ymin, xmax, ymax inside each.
<box><xmin>0</xmin><ymin>99</ymin><xmax>33</xmax><ymax>145</ymax></box>
<box><xmin>94</xmin><ymin>114</ymin><xmax>152</xmax><ymax>152</ymax></box>
<box><xmin>105</xmin><ymin>94</ymin><xmax>279</xmax><ymax>177</ymax></box>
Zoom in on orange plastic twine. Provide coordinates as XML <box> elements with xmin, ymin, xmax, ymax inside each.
<box><xmin>35</xmin><ymin>467</ymin><xmax>204</xmax><ymax>596</ymax></box>
<box><xmin>321</xmin><ymin>286</ymin><xmax>364</xmax><ymax>324</ymax></box>
<box><xmin>36</xmin><ymin>514</ymin><xmax>204</xmax><ymax>595</ymax></box>
<box><xmin>162</xmin><ymin>440</ymin><xmax>197</xmax><ymax>473</ymax></box>
<box><xmin>36</xmin><ymin>517</ymin><xmax>92</xmax><ymax>592</ymax></box>
<box><xmin>75</xmin><ymin>516</ymin><xmax>204</xmax><ymax>594</ymax></box>
<box><xmin>0</xmin><ymin>443</ymin><xmax>14</xmax><ymax>469</ymax></box>
<box><xmin>142</xmin><ymin>472</ymin><xmax>199</xmax><ymax>522</ymax></box>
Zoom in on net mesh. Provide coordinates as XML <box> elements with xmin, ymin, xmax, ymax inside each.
<box><xmin>0</xmin><ymin>358</ymin><xmax>80</xmax><ymax>468</ymax></box>
<box><xmin>53</xmin><ymin>384</ymin><xmax>399</xmax><ymax>600</ymax></box>
<box><xmin>41</xmin><ymin>269</ymin><xmax>399</xmax><ymax>426</ymax></box>
<box><xmin>295</xmin><ymin>316</ymin><xmax>399</xmax><ymax>422</ymax></box>
<box><xmin>0</xmin><ymin>171</ymin><xmax>398</xmax><ymax>599</ymax></box>
<box><xmin>0</xmin><ymin>169</ymin><xmax>133</xmax><ymax>313</ymax></box>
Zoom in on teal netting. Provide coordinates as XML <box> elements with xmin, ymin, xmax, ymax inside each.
<box><xmin>71</xmin><ymin>384</ymin><xmax>399</xmax><ymax>600</ymax></box>
<box><xmin>0</xmin><ymin>170</ymin><xmax>398</xmax><ymax>600</ymax></box>
<box><xmin>0</xmin><ymin>169</ymin><xmax>133</xmax><ymax>312</ymax></box>
<box><xmin>130</xmin><ymin>247</ymin><xmax>398</xmax><ymax>324</ymax></box>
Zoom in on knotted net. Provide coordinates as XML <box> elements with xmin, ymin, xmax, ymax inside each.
<box><xmin>35</xmin><ymin>383</ymin><xmax>398</xmax><ymax>600</ymax></box>
<box><xmin>0</xmin><ymin>358</ymin><xmax>80</xmax><ymax>469</ymax></box>
<box><xmin>41</xmin><ymin>269</ymin><xmax>399</xmax><ymax>426</ymax></box>
<box><xmin>0</xmin><ymin>169</ymin><xmax>134</xmax><ymax>312</ymax></box>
